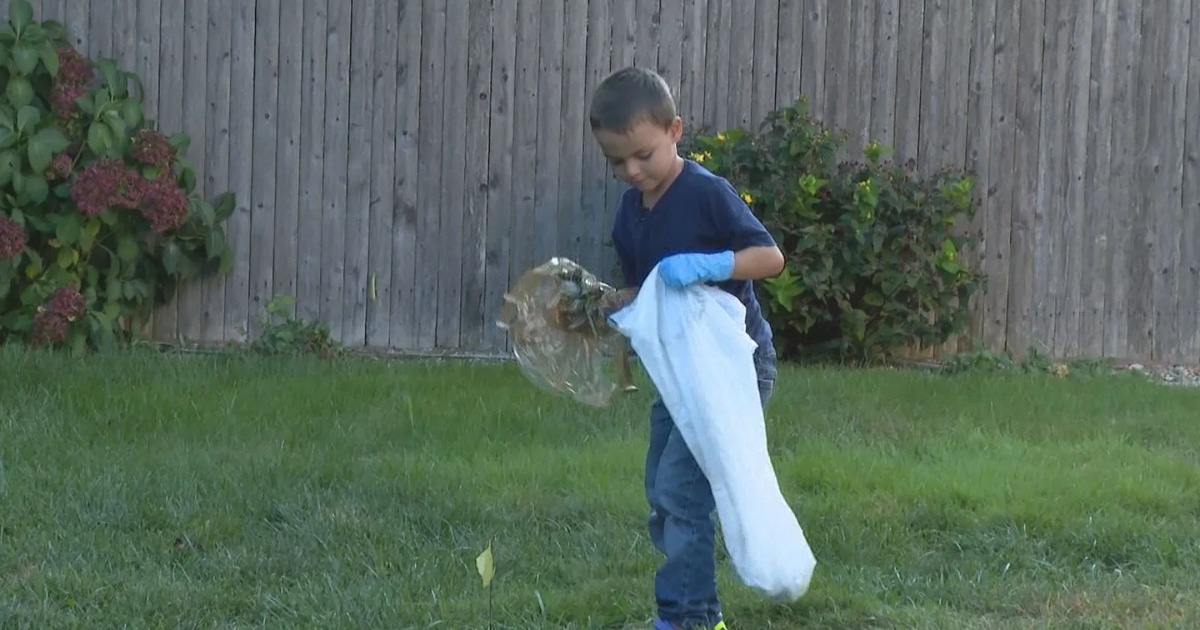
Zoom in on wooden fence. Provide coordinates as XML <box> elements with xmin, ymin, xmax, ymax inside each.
<box><xmin>16</xmin><ymin>0</ymin><xmax>1200</xmax><ymax>362</ymax></box>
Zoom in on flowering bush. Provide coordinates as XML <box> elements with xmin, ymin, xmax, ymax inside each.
<box><xmin>680</xmin><ymin>97</ymin><xmax>985</xmax><ymax>362</ymax></box>
<box><xmin>0</xmin><ymin>0</ymin><xmax>235</xmax><ymax>353</ymax></box>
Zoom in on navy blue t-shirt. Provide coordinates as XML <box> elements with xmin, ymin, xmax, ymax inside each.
<box><xmin>610</xmin><ymin>159</ymin><xmax>777</xmax><ymax>351</ymax></box>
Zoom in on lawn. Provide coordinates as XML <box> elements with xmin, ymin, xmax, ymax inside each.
<box><xmin>1</xmin><ymin>347</ymin><xmax>1198</xmax><ymax>629</ymax></box>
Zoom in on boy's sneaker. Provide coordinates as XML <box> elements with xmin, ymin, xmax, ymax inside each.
<box><xmin>652</xmin><ymin>619</ymin><xmax>727</xmax><ymax>630</ymax></box>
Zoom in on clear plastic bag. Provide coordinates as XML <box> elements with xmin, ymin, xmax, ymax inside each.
<box><xmin>497</xmin><ymin>257</ymin><xmax>636</xmax><ymax>407</ymax></box>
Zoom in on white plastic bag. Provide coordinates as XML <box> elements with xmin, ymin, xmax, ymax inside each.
<box><xmin>609</xmin><ymin>263</ymin><xmax>817</xmax><ymax>602</ymax></box>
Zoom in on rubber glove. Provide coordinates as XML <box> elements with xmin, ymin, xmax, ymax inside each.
<box><xmin>658</xmin><ymin>251</ymin><xmax>736</xmax><ymax>288</ymax></box>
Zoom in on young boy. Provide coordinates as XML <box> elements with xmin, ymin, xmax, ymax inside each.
<box><xmin>588</xmin><ymin>67</ymin><xmax>786</xmax><ymax>630</ymax></box>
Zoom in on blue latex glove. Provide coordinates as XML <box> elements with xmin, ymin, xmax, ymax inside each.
<box><xmin>658</xmin><ymin>251</ymin><xmax>736</xmax><ymax>288</ymax></box>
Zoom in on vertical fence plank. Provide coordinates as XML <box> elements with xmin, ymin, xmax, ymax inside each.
<box><xmin>892</xmin><ymin>0</ymin><xmax>924</xmax><ymax>164</ymax></box>
<box><xmin>342</xmin><ymin>0</ymin><xmax>374</xmax><ymax>347</ymax></box>
<box><xmin>201</xmin><ymin>0</ymin><xmax>232</xmax><ymax>343</ymax></box>
<box><xmin>679</xmin><ymin>0</ymin><xmax>708</xmax><ymax>124</ymax></box>
<box><xmin>247</xmin><ymin>0</ymin><xmax>278</xmax><ymax>339</ymax></box>
<box><xmin>480</xmin><ymin>1</ymin><xmax>514</xmax><ymax>351</ymax></box>
<box><xmin>413</xmin><ymin>0</ymin><xmax>444</xmax><ymax>349</ymax></box>
<box><xmin>774</xmin><ymin>0</ymin><xmax>802</xmax><ymax>107</ymax></box>
<box><xmin>533</xmin><ymin>0</ymin><xmax>562</xmax><ymax>266</ymax></box>
<box><xmin>1032</xmin><ymin>0</ymin><xmax>1068</xmax><ymax>355</ymax></box>
<box><xmin>1126</xmin><ymin>2</ymin><xmax>1162</xmax><ymax>358</ymax></box>
<box><xmin>984</xmin><ymin>0</ymin><xmax>1019</xmax><ymax>353</ymax></box>
<box><xmin>461</xmin><ymin>0</ymin><xmax>495</xmax><ymax>350</ymax></box>
<box><xmin>964</xmin><ymin>0</ymin><xmax>997</xmax><ymax>348</ymax></box>
<box><xmin>113</xmin><ymin>0</ymin><xmax>137</xmax><ymax>73</ymax></box>
<box><xmin>175</xmin><ymin>0</ymin><xmax>207</xmax><ymax>343</ymax></box>
<box><xmin>1103</xmin><ymin>0</ymin><xmax>1141</xmax><ymax>358</ymax></box>
<box><xmin>870</xmin><ymin>0</ymin><xmax>900</xmax><ymax>149</ymax></box>
<box><xmin>223</xmin><ymin>0</ymin><xmax>254</xmax><ymax>341</ymax></box>
<box><xmin>703</xmin><ymin>0</ymin><xmax>729</xmax><ymax>129</ymax></box>
<box><xmin>800</xmin><ymin>1</ymin><xmax>827</xmax><ymax>118</ymax></box>
<box><xmin>658</xmin><ymin>0</ymin><xmax>684</xmax><ymax>108</ymax></box>
<box><xmin>271</xmin><ymin>0</ymin><xmax>302</xmax><ymax>327</ymax></box>
<box><xmin>296</xmin><ymin>0</ymin><xmax>327</xmax><ymax>326</ymax></box>
<box><xmin>917</xmin><ymin>0</ymin><xmax>948</xmax><ymax>170</ymax></box>
<box><xmin>1079</xmin><ymin>0</ymin><xmax>1118</xmax><ymax>357</ymax></box>
<box><xmin>1004</xmin><ymin>0</ymin><xmax>1046</xmax><ymax>358</ymax></box>
<box><xmin>729</xmin><ymin>0</ymin><xmax>756</xmax><ymax>129</ymax></box>
<box><xmin>557</xmin><ymin>0</ymin><xmax>588</xmax><ymax>270</ymax></box>
<box><xmin>367</xmin><ymin>0</ymin><xmax>399</xmax><ymax>348</ymax></box>
<box><xmin>751</xmin><ymin>0</ymin><xmax>777</xmax><ymax>127</ymax></box>
<box><xmin>822</xmin><ymin>0</ymin><xmax>852</xmax><ymax>132</ymax></box>
<box><xmin>580</xmin><ymin>0</ymin><xmax>613</xmax><ymax>285</ymax></box>
<box><xmin>635</xmin><ymin>0</ymin><xmax>660</xmax><ymax>71</ymax></box>
<box><xmin>434</xmin><ymin>1</ymin><xmax>468</xmax><ymax>348</ymax></box>
<box><xmin>1179</xmin><ymin>0</ymin><xmax>1200</xmax><ymax>362</ymax></box>
<box><xmin>508</xmin><ymin>0</ymin><xmax>540</xmax><ymax>323</ymax></box>
<box><xmin>87</xmin><ymin>0</ymin><xmax>111</xmax><ymax>58</ymax></box>
<box><xmin>846</xmin><ymin>0</ymin><xmax>875</xmax><ymax>150</ymax></box>
<box><xmin>153</xmin><ymin>0</ymin><xmax>184</xmax><ymax>342</ymax></box>
<box><xmin>1154</xmin><ymin>0</ymin><xmax>1192</xmax><ymax>362</ymax></box>
<box><xmin>392</xmin><ymin>0</ymin><xmax>423</xmax><ymax>350</ymax></box>
<box><xmin>1056</xmin><ymin>3</ymin><xmax>1095</xmax><ymax>357</ymax></box>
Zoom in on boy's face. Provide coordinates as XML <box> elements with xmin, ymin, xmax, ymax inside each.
<box><xmin>592</xmin><ymin>117</ymin><xmax>683</xmax><ymax>196</ymax></box>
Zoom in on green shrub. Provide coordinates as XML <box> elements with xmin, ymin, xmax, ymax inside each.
<box><xmin>680</xmin><ymin>97</ymin><xmax>984</xmax><ymax>362</ymax></box>
<box><xmin>0</xmin><ymin>0</ymin><xmax>234</xmax><ymax>354</ymax></box>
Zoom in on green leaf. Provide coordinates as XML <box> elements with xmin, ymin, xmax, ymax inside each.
<box><xmin>217</xmin><ymin>245</ymin><xmax>233</xmax><ymax>275</ymax></box>
<box><xmin>0</xmin><ymin>129</ymin><xmax>17</xmax><ymax>149</ymax></box>
<box><xmin>119</xmin><ymin>99</ymin><xmax>143</xmax><ymax>128</ymax></box>
<box><xmin>11</xmin><ymin>44</ymin><xmax>38</xmax><ymax>74</ymax></box>
<box><xmin>8</xmin><ymin>0</ymin><xmax>33</xmax><ymax>34</ymax></box>
<box><xmin>32</xmin><ymin>127</ymin><xmax>70</xmax><ymax>154</ymax></box>
<box><xmin>23</xmin><ymin>173</ymin><xmax>47</xmax><ymax>204</ymax></box>
<box><xmin>87</xmin><ymin>121</ymin><xmax>114</xmax><ymax>155</ymax></box>
<box><xmin>55</xmin><ymin>212</ymin><xmax>83</xmax><ymax>245</ymax></box>
<box><xmin>38</xmin><ymin>41</ymin><xmax>59</xmax><ymax>77</ymax></box>
<box><xmin>205</xmin><ymin>225</ymin><xmax>226</xmax><ymax>260</ymax></box>
<box><xmin>117</xmin><ymin>233</ymin><xmax>140</xmax><ymax>262</ymax></box>
<box><xmin>0</xmin><ymin>107</ymin><xmax>13</xmax><ymax>131</ymax></box>
<box><xmin>162</xmin><ymin>241</ymin><xmax>182</xmax><ymax>276</ymax></box>
<box><xmin>0</xmin><ymin>149</ymin><xmax>19</xmax><ymax>186</ymax></box>
<box><xmin>15</xmin><ymin>105</ymin><xmax>39</xmax><ymax>133</ymax></box>
<box><xmin>98</xmin><ymin>58</ymin><xmax>125</xmax><ymax>97</ymax></box>
<box><xmin>27</xmin><ymin>135</ymin><xmax>52</xmax><ymax>173</ymax></box>
<box><xmin>56</xmin><ymin>245</ymin><xmax>76</xmax><ymax>270</ymax></box>
<box><xmin>169</xmin><ymin>133</ymin><xmax>190</xmax><ymax>153</ymax></box>
<box><xmin>213</xmin><ymin>192</ymin><xmax>236</xmax><ymax>222</ymax></box>
<box><xmin>4</xmin><ymin>75</ymin><xmax>33</xmax><ymax>108</ymax></box>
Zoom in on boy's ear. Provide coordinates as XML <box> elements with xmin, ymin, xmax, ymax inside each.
<box><xmin>669</xmin><ymin>116</ymin><xmax>683</xmax><ymax>142</ymax></box>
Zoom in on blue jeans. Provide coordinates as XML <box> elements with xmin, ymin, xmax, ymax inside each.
<box><xmin>644</xmin><ymin>343</ymin><xmax>778</xmax><ymax>626</ymax></box>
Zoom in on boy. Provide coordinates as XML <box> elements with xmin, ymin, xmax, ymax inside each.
<box><xmin>588</xmin><ymin>67</ymin><xmax>786</xmax><ymax>630</ymax></box>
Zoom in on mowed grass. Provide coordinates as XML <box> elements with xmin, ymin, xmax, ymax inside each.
<box><xmin>1</xmin><ymin>347</ymin><xmax>1199</xmax><ymax>629</ymax></box>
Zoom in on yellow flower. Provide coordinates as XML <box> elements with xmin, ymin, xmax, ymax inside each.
<box><xmin>715</xmin><ymin>132</ymin><xmax>726</xmax><ymax>143</ymax></box>
<box><xmin>741</xmin><ymin>191</ymin><xmax>754</xmax><ymax>204</ymax></box>
<box><xmin>689</xmin><ymin>151</ymin><xmax>711</xmax><ymax>163</ymax></box>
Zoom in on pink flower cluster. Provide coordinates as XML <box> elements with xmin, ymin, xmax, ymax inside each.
<box><xmin>130</xmin><ymin>129</ymin><xmax>173</xmax><ymax>166</ymax></box>
<box><xmin>46</xmin><ymin>152</ymin><xmax>73</xmax><ymax>181</ymax></box>
<box><xmin>30</xmin><ymin>285</ymin><xmax>87</xmax><ymax>346</ymax></box>
<box><xmin>69</xmin><ymin>157</ymin><xmax>188</xmax><ymax>233</ymax></box>
<box><xmin>51</xmin><ymin>46</ymin><xmax>93</xmax><ymax>120</ymax></box>
<box><xmin>0</xmin><ymin>216</ymin><xmax>25</xmax><ymax>260</ymax></box>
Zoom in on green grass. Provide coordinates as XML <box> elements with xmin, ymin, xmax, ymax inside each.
<box><xmin>1</xmin><ymin>347</ymin><xmax>1199</xmax><ymax>629</ymax></box>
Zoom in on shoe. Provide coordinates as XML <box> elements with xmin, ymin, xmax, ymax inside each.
<box><xmin>653</xmin><ymin>619</ymin><xmax>727</xmax><ymax>630</ymax></box>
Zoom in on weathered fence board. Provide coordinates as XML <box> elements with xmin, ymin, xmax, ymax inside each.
<box><xmin>8</xmin><ymin>0</ymin><xmax>1200</xmax><ymax>362</ymax></box>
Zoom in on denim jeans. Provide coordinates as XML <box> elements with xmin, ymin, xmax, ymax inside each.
<box><xmin>644</xmin><ymin>343</ymin><xmax>778</xmax><ymax>626</ymax></box>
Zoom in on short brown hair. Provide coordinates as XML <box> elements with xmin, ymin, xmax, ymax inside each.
<box><xmin>588</xmin><ymin>66</ymin><xmax>677</xmax><ymax>133</ymax></box>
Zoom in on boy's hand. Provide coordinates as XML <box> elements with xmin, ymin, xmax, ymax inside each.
<box><xmin>658</xmin><ymin>251</ymin><xmax>735</xmax><ymax>288</ymax></box>
<box><xmin>562</xmin><ymin>287</ymin><xmax>638</xmax><ymax>334</ymax></box>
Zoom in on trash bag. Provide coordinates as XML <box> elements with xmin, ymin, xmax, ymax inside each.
<box><xmin>497</xmin><ymin>257</ymin><xmax>637</xmax><ymax>407</ymax></box>
<box><xmin>609</xmin><ymin>262</ymin><xmax>817</xmax><ymax>602</ymax></box>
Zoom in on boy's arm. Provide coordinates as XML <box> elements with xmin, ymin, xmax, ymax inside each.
<box><xmin>658</xmin><ymin>180</ymin><xmax>785</xmax><ymax>287</ymax></box>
